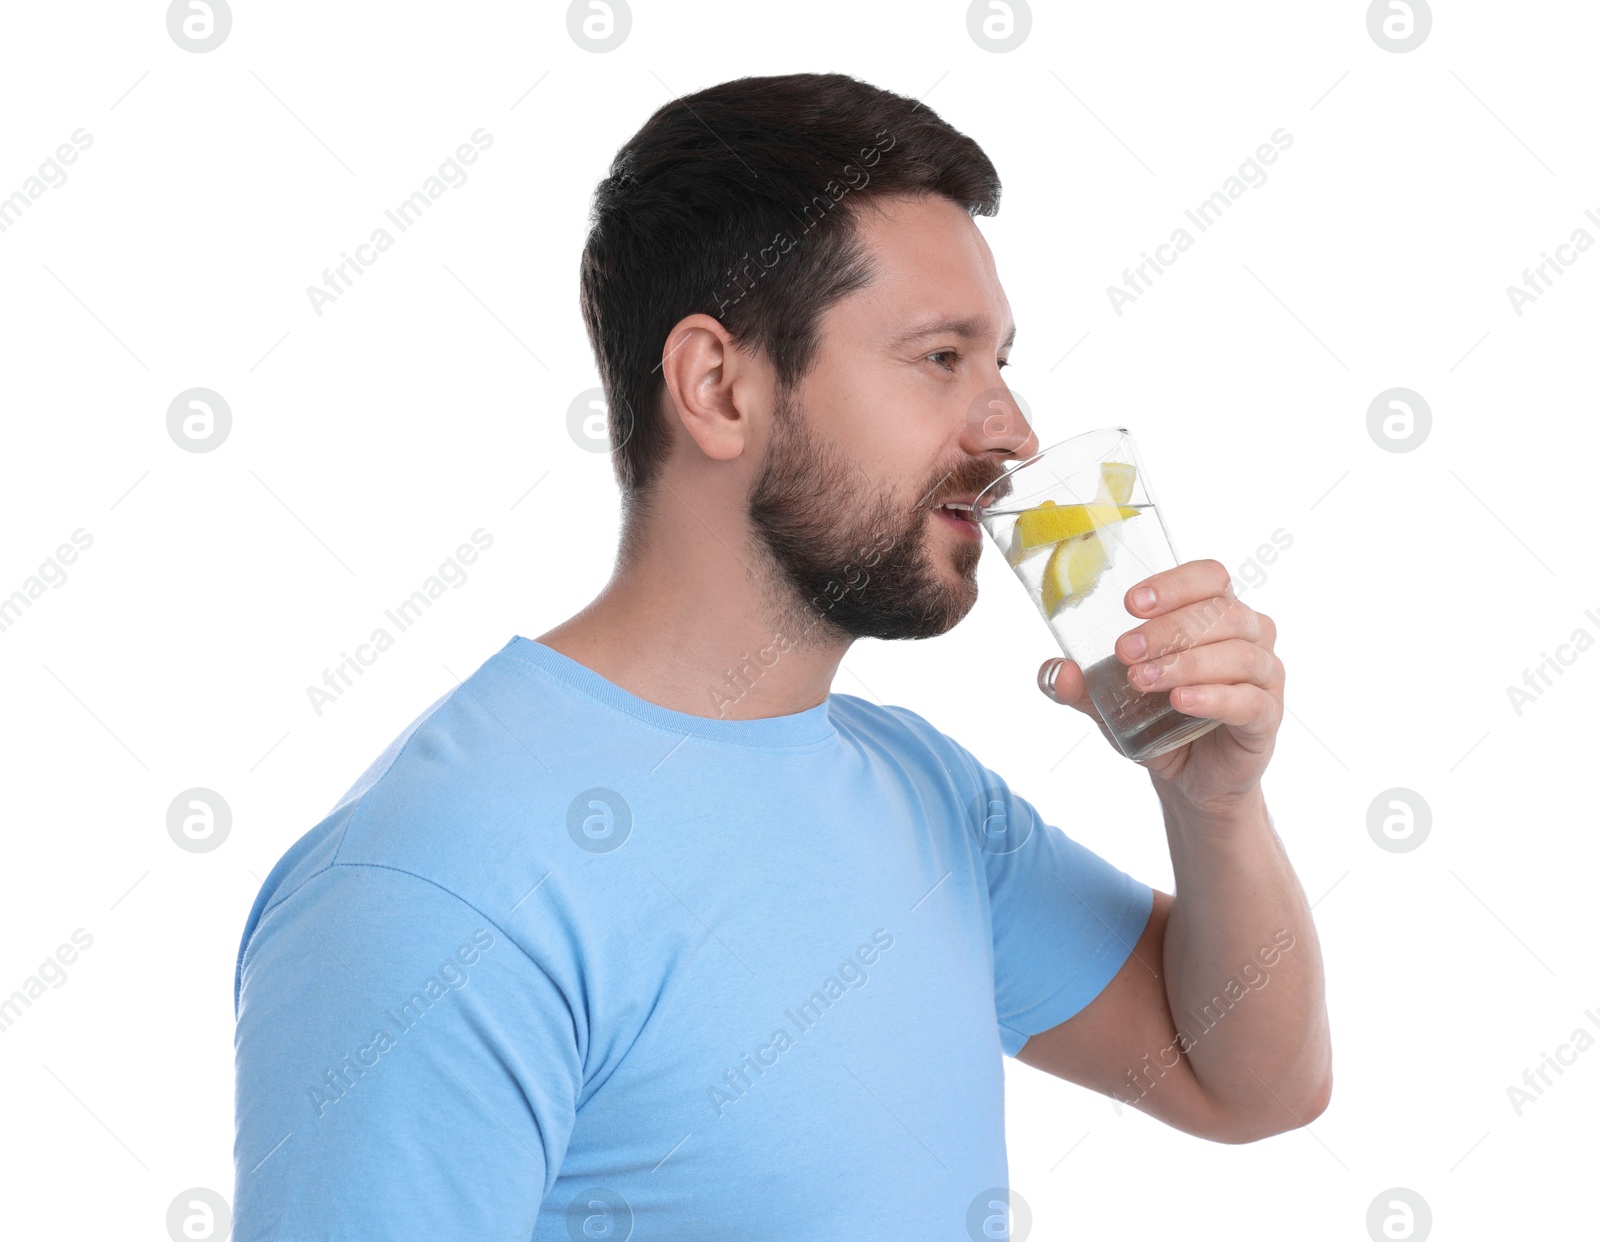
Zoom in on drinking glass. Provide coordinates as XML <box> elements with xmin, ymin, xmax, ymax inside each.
<box><xmin>971</xmin><ymin>427</ymin><xmax>1223</xmax><ymax>762</ymax></box>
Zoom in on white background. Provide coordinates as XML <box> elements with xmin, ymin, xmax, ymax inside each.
<box><xmin>0</xmin><ymin>1</ymin><xmax>1594</xmax><ymax>1238</ymax></box>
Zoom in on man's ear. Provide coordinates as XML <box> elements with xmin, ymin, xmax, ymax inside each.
<box><xmin>659</xmin><ymin>313</ymin><xmax>754</xmax><ymax>464</ymax></box>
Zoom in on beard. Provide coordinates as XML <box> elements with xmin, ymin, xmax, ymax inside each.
<box><xmin>746</xmin><ymin>385</ymin><xmax>1004</xmax><ymax>645</ymax></box>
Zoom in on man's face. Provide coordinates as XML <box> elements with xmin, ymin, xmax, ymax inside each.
<box><xmin>747</xmin><ymin>193</ymin><xmax>1038</xmax><ymax>643</ymax></box>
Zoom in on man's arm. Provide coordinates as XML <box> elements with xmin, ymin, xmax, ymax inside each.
<box><xmin>1017</xmin><ymin>790</ymin><xmax>1331</xmax><ymax>1144</ymax></box>
<box><xmin>1023</xmin><ymin>558</ymin><xmax>1331</xmax><ymax>1142</ymax></box>
<box><xmin>233</xmin><ymin>863</ymin><xmax>579</xmax><ymax>1237</ymax></box>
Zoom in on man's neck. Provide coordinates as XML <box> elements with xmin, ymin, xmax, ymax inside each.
<box><xmin>536</xmin><ymin>547</ymin><xmax>850</xmax><ymax>723</ymax></box>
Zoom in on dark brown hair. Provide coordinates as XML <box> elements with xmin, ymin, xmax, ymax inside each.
<box><xmin>578</xmin><ymin>71</ymin><xmax>1001</xmax><ymax>535</ymax></box>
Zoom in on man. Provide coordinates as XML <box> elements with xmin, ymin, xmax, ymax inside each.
<box><xmin>234</xmin><ymin>72</ymin><xmax>1330</xmax><ymax>1239</ymax></box>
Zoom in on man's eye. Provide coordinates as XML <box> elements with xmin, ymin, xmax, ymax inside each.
<box><xmin>926</xmin><ymin>351</ymin><xmax>1008</xmax><ymax>372</ymax></box>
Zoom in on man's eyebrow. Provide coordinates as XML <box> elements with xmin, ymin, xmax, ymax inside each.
<box><xmin>888</xmin><ymin>315</ymin><xmax>1017</xmax><ymax>350</ymax></box>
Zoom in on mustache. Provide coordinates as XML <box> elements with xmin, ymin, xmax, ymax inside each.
<box><xmin>921</xmin><ymin>459</ymin><xmax>1012</xmax><ymax>510</ymax></box>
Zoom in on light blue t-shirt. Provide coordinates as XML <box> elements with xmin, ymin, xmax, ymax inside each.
<box><xmin>233</xmin><ymin>636</ymin><xmax>1152</xmax><ymax>1239</ymax></box>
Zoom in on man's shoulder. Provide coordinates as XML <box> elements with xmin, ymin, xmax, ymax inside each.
<box><xmin>828</xmin><ymin>690</ymin><xmax>990</xmax><ymax>786</ymax></box>
<box><xmin>240</xmin><ymin>655</ymin><xmax>576</xmax><ymax>961</ymax></box>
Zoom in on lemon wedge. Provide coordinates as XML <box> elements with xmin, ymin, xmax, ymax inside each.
<box><xmin>1095</xmin><ymin>461</ymin><xmax>1136</xmax><ymax>505</ymax></box>
<box><xmin>1004</xmin><ymin>501</ymin><xmax>1053</xmax><ymax>566</ymax></box>
<box><xmin>1003</xmin><ymin>463</ymin><xmax>1138</xmax><ymax>568</ymax></box>
<box><xmin>1015</xmin><ymin>502</ymin><xmax>1141</xmax><ymax>551</ymax></box>
<box><xmin>1041</xmin><ymin>531</ymin><xmax>1111</xmax><ymax>615</ymax></box>
<box><xmin>1007</xmin><ymin>462</ymin><xmax>1140</xmax><ymax>611</ymax></box>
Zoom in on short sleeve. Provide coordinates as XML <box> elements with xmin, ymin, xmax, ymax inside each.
<box><xmin>233</xmin><ymin>864</ymin><xmax>582</xmax><ymax>1241</ymax></box>
<box><xmin>963</xmin><ymin>758</ymin><xmax>1155</xmax><ymax>1057</ymax></box>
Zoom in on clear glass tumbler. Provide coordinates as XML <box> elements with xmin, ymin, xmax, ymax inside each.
<box><xmin>972</xmin><ymin>427</ymin><xmax>1223</xmax><ymax>762</ymax></box>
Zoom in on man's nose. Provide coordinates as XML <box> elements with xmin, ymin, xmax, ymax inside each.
<box><xmin>1007</xmin><ymin>419</ymin><xmax>1041</xmax><ymax>461</ymax></box>
<box><xmin>964</xmin><ymin>384</ymin><xmax>1038</xmax><ymax>460</ymax></box>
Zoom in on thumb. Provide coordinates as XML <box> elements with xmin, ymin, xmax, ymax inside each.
<box><xmin>1039</xmin><ymin>656</ymin><xmax>1117</xmax><ymax>743</ymax></box>
<box><xmin>1038</xmin><ymin>657</ymin><xmax>1089</xmax><ymax>711</ymax></box>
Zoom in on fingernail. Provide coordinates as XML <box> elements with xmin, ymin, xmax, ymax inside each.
<box><xmin>1123</xmin><ymin>632</ymin><xmax>1147</xmax><ymax>660</ymax></box>
<box><xmin>1132</xmin><ymin>587</ymin><xmax>1156</xmax><ymax>611</ymax></box>
<box><xmin>1038</xmin><ymin>658</ymin><xmax>1065</xmax><ymax>702</ymax></box>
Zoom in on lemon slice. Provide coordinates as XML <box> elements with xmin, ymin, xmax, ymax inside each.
<box><xmin>1041</xmin><ymin>531</ymin><xmax>1111</xmax><ymax>615</ymax></box>
<box><xmin>1015</xmin><ymin>502</ymin><xmax>1141</xmax><ymax>551</ymax></box>
<box><xmin>1004</xmin><ymin>500</ymin><xmax>1052</xmax><ymax>566</ymax></box>
<box><xmin>1095</xmin><ymin>461</ymin><xmax>1136</xmax><ymax>505</ymax></box>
